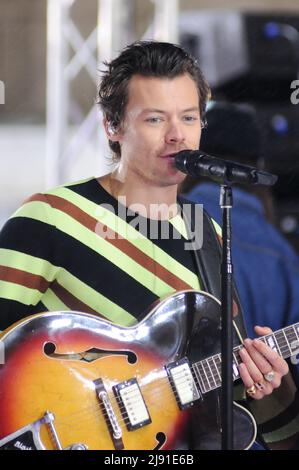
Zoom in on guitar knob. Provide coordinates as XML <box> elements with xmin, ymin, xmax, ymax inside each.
<box><xmin>67</xmin><ymin>443</ymin><xmax>88</xmax><ymax>450</ymax></box>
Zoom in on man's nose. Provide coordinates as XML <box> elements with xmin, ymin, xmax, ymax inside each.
<box><xmin>165</xmin><ymin>121</ymin><xmax>185</xmax><ymax>144</ymax></box>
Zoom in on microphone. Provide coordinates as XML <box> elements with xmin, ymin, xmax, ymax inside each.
<box><xmin>174</xmin><ymin>150</ymin><xmax>278</xmax><ymax>186</ymax></box>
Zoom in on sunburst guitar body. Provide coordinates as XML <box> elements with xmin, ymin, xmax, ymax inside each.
<box><xmin>2</xmin><ymin>290</ymin><xmax>286</xmax><ymax>450</ymax></box>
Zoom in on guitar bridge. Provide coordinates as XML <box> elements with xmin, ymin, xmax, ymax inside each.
<box><xmin>166</xmin><ymin>358</ymin><xmax>202</xmax><ymax>410</ymax></box>
<box><xmin>94</xmin><ymin>378</ymin><xmax>124</xmax><ymax>450</ymax></box>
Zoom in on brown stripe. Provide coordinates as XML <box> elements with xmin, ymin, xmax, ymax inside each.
<box><xmin>51</xmin><ymin>280</ymin><xmax>104</xmax><ymax>317</ymax></box>
<box><xmin>107</xmin><ymin>238</ymin><xmax>192</xmax><ymax>291</ymax></box>
<box><xmin>0</xmin><ymin>265</ymin><xmax>49</xmax><ymax>293</ymax></box>
<box><xmin>25</xmin><ymin>193</ymin><xmax>48</xmax><ymax>205</ymax></box>
<box><xmin>29</xmin><ymin>193</ymin><xmax>96</xmax><ymax>232</ymax></box>
<box><xmin>31</xmin><ymin>193</ymin><xmax>192</xmax><ymax>291</ymax></box>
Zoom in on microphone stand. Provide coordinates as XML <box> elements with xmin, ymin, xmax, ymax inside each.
<box><xmin>220</xmin><ymin>183</ymin><xmax>234</xmax><ymax>450</ymax></box>
<box><xmin>174</xmin><ymin>149</ymin><xmax>277</xmax><ymax>450</ymax></box>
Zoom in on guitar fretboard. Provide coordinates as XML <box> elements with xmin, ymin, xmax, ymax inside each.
<box><xmin>191</xmin><ymin>322</ymin><xmax>299</xmax><ymax>394</ymax></box>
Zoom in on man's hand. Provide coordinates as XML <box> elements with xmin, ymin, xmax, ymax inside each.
<box><xmin>238</xmin><ymin>326</ymin><xmax>289</xmax><ymax>400</ymax></box>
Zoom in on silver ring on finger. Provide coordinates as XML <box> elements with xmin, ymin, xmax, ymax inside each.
<box><xmin>264</xmin><ymin>370</ymin><xmax>275</xmax><ymax>382</ymax></box>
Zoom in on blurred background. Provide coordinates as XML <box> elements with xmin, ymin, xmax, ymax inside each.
<box><xmin>1</xmin><ymin>0</ymin><xmax>299</xmax><ymax>252</ymax></box>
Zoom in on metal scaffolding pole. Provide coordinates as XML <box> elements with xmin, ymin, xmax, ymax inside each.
<box><xmin>46</xmin><ymin>0</ymin><xmax>180</xmax><ymax>188</ymax></box>
<box><xmin>96</xmin><ymin>0</ymin><xmax>134</xmax><ymax>170</ymax></box>
<box><xmin>152</xmin><ymin>0</ymin><xmax>179</xmax><ymax>43</ymax></box>
<box><xmin>46</xmin><ymin>0</ymin><xmax>70</xmax><ymax>187</ymax></box>
<box><xmin>97</xmin><ymin>0</ymin><xmax>134</xmax><ymax>62</ymax></box>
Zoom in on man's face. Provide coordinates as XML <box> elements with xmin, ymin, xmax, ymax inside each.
<box><xmin>111</xmin><ymin>73</ymin><xmax>202</xmax><ymax>187</ymax></box>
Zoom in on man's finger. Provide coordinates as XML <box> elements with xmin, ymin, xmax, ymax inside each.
<box><xmin>254</xmin><ymin>325</ymin><xmax>273</xmax><ymax>336</ymax></box>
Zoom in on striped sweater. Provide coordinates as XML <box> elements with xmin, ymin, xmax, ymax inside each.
<box><xmin>0</xmin><ymin>177</ymin><xmax>221</xmax><ymax>330</ymax></box>
<box><xmin>1</xmin><ymin>177</ymin><xmax>299</xmax><ymax>448</ymax></box>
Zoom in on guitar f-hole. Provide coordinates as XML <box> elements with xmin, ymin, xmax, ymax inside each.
<box><xmin>43</xmin><ymin>342</ymin><xmax>137</xmax><ymax>364</ymax></box>
<box><xmin>154</xmin><ymin>432</ymin><xmax>166</xmax><ymax>450</ymax></box>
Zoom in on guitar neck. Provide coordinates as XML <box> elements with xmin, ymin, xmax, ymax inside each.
<box><xmin>191</xmin><ymin>322</ymin><xmax>299</xmax><ymax>395</ymax></box>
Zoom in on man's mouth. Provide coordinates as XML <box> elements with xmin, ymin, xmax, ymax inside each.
<box><xmin>160</xmin><ymin>153</ymin><xmax>177</xmax><ymax>160</ymax></box>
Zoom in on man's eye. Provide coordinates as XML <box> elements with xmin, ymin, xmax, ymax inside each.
<box><xmin>145</xmin><ymin>117</ymin><xmax>163</xmax><ymax>123</ymax></box>
<box><xmin>183</xmin><ymin>116</ymin><xmax>198</xmax><ymax>122</ymax></box>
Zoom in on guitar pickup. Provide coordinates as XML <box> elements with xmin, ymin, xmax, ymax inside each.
<box><xmin>166</xmin><ymin>358</ymin><xmax>201</xmax><ymax>410</ymax></box>
<box><xmin>113</xmin><ymin>378</ymin><xmax>151</xmax><ymax>431</ymax></box>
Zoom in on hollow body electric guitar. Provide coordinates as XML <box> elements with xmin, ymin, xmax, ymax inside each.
<box><xmin>0</xmin><ymin>290</ymin><xmax>298</xmax><ymax>451</ymax></box>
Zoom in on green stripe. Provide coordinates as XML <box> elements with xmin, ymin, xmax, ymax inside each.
<box><xmin>263</xmin><ymin>415</ymin><xmax>299</xmax><ymax>443</ymax></box>
<box><xmin>212</xmin><ymin>218</ymin><xmax>222</xmax><ymax>237</ymax></box>
<box><xmin>0</xmin><ymin>248</ymin><xmax>59</xmax><ymax>282</ymax></box>
<box><xmin>48</xmin><ymin>187</ymin><xmax>200</xmax><ymax>289</ymax></box>
<box><xmin>42</xmin><ymin>288</ymin><xmax>69</xmax><ymax>312</ymax></box>
<box><xmin>57</xmin><ymin>269</ymin><xmax>137</xmax><ymax>326</ymax></box>
<box><xmin>0</xmin><ymin>280</ymin><xmax>42</xmax><ymax>305</ymax></box>
<box><xmin>11</xmin><ymin>195</ymin><xmax>50</xmax><ymax>221</ymax></box>
<box><xmin>13</xmin><ymin>201</ymin><xmax>175</xmax><ymax>296</ymax></box>
<box><xmin>0</xmin><ymin>245</ymin><xmax>139</xmax><ymax>326</ymax></box>
<box><xmin>13</xmin><ymin>199</ymin><xmax>199</xmax><ymax>293</ymax></box>
<box><xmin>42</xmin><ymin>285</ymin><xmax>136</xmax><ymax>327</ymax></box>
<box><xmin>169</xmin><ymin>213</ymin><xmax>188</xmax><ymax>239</ymax></box>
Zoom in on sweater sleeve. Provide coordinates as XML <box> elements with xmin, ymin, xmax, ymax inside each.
<box><xmin>0</xmin><ymin>193</ymin><xmax>60</xmax><ymax>331</ymax></box>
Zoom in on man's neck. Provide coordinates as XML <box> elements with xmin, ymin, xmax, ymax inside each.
<box><xmin>98</xmin><ymin>172</ymin><xmax>178</xmax><ymax>220</ymax></box>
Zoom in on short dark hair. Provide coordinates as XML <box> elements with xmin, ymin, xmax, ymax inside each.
<box><xmin>97</xmin><ymin>40</ymin><xmax>210</xmax><ymax>159</ymax></box>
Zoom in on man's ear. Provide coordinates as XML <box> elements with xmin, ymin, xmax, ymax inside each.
<box><xmin>103</xmin><ymin>119</ymin><xmax>121</xmax><ymax>142</ymax></box>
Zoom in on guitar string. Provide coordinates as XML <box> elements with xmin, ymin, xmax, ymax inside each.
<box><xmin>54</xmin><ymin>369</ymin><xmax>214</xmax><ymax>433</ymax></box>
<box><xmin>46</xmin><ymin>350</ymin><xmax>235</xmax><ymax>430</ymax></box>
<box><xmin>49</xmin><ymin>326</ymin><xmax>296</xmax><ymax>430</ymax></box>
<box><xmin>49</xmin><ymin>323</ymin><xmax>298</xmax><ymax>419</ymax></box>
<box><xmin>57</xmin><ymin>329</ymin><xmax>294</xmax><ymax>431</ymax></box>
<box><xmin>44</xmin><ymin>352</ymin><xmax>298</xmax><ymax>444</ymax></box>
<box><xmin>36</xmin><ymin>326</ymin><xmax>298</xmax><ymax>431</ymax></box>
<box><xmin>52</xmin><ymin>376</ymin><xmax>177</xmax><ymax>431</ymax></box>
<box><xmin>54</xmin><ymin>327</ymin><xmax>295</xmax><ymax>429</ymax></box>
<box><xmin>40</xmin><ymin>359</ymin><xmax>260</xmax><ymax>433</ymax></box>
<box><xmin>47</xmin><ymin>352</ymin><xmax>242</xmax><ymax>433</ymax></box>
<box><xmin>56</xmin><ymin>350</ymin><xmax>228</xmax><ymax>424</ymax></box>
<box><xmin>71</xmin><ymin>324</ymin><xmax>298</xmax><ymax>415</ymax></box>
<box><xmin>46</xmin><ymin>363</ymin><xmax>210</xmax><ymax>430</ymax></box>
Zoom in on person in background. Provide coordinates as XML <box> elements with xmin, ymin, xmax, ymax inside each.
<box><xmin>182</xmin><ymin>101</ymin><xmax>299</xmax><ymax>448</ymax></box>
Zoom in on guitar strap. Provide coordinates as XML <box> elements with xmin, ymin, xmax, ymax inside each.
<box><xmin>178</xmin><ymin>196</ymin><xmax>299</xmax><ymax>450</ymax></box>
<box><xmin>177</xmin><ymin>196</ymin><xmax>255</xmax><ymax>449</ymax></box>
<box><xmin>178</xmin><ymin>196</ymin><xmax>248</xmax><ymax>343</ymax></box>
